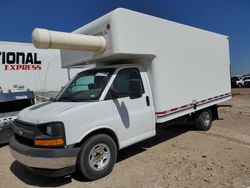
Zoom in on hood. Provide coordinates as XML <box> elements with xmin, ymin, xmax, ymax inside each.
<box><xmin>17</xmin><ymin>101</ymin><xmax>84</xmax><ymax>124</ymax></box>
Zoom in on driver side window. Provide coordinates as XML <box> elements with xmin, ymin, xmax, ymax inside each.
<box><xmin>105</xmin><ymin>68</ymin><xmax>144</xmax><ymax>100</ymax></box>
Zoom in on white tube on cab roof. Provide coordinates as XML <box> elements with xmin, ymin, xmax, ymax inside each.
<box><xmin>32</xmin><ymin>28</ymin><xmax>107</xmax><ymax>53</ymax></box>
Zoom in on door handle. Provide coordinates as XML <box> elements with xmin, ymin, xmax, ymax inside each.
<box><xmin>146</xmin><ymin>96</ymin><xmax>150</xmax><ymax>106</ymax></box>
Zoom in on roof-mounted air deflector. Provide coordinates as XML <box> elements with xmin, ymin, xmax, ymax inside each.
<box><xmin>32</xmin><ymin>28</ymin><xmax>106</xmax><ymax>53</ymax></box>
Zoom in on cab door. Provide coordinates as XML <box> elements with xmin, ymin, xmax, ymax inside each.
<box><xmin>107</xmin><ymin>67</ymin><xmax>155</xmax><ymax>148</ymax></box>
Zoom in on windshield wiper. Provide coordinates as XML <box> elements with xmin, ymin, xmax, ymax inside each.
<box><xmin>57</xmin><ymin>96</ymin><xmax>80</xmax><ymax>102</ymax></box>
<box><xmin>49</xmin><ymin>97</ymin><xmax>56</xmax><ymax>102</ymax></box>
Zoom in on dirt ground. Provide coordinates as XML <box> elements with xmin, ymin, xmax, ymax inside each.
<box><xmin>0</xmin><ymin>89</ymin><xmax>250</xmax><ymax>188</ymax></box>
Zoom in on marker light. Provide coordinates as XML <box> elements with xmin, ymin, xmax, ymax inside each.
<box><xmin>34</xmin><ymin>138</ymin><xmax>64</xmax><ymax>147</ymax></box>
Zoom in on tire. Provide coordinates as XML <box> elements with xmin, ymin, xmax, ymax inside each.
<box><xmin>76</xmin><ymin>134</ymin><xmax>117</xmax><ymax>180</ymax></box>
<box><xmin>238</xmin><ymin>83</ymin><xmax>243</xmax><ymax>88</ymax></box>
<box><xmin>195</xmin><ymin>109</ymin><xmax>212</xmax><ymax>131</ymax></box>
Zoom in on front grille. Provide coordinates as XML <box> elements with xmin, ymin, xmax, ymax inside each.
<box><xmin>14</xmin><ymin>120</ymin><xmax>37</xmax><ymax>146</ymax></box>
<box><xmin>14</xmin><ymin>120</ymin><xmax>35</xmax><ymax>128</ymax></box>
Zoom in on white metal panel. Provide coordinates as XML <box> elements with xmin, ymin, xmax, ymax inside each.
<box><xmin>109</xmin><ymin>9</ymin><xmax>231</xmax><ymax>116</ymax></box>
<box><xmin>17</xmin><ymin>100</ymin><xmax>117</xmax><ymax>146</ymax></box>
<box><xmin>0</xmin><ymin>41</ymin><xmax>77</xmax><ymax>92</ymax></box>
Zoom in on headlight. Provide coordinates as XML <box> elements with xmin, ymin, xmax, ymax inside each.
<box><xmin>46</xmin><ymin>125</ymin><xmax>53</xmax><ymax>136</ymax></box>
<box><xmin>45</xmin><ymin>124</ymin><xmax>63</xmax><ymax>137</ymax></box>
<box><xmin>36</xmin><ymin>122</ymin><xmax>65</xmax><ymax>147</ymax></box>
<box><xmin>38</xmin><ymin>122</ymin><xmax>65</xmax><ymax>137</ymax></box>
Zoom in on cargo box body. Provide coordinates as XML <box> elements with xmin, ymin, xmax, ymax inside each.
<box><xmin>61</xmin><ymin>8</ymin><xmax>231</xmax><ymax>122</ymax></box>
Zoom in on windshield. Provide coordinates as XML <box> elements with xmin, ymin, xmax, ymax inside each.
<box><xmin>55</xmin><ymin>68</ymin><xmax>115</xmax><ymax>102</ymax></box>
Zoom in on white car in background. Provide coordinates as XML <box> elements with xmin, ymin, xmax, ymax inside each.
<box><xmin>236</xmin><ymin>76</ymin><xmax>250</xmax><ymax>88</ymax></box>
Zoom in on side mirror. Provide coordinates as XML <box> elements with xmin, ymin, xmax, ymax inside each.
<box><xmin>129</xmin><ymin>79</ymin><xmax>143</xmax><ymax>99</ymax></box>
<box><xmin>110</xmin><ymin>88</ymin><xmax>119</xmax><ymax>99</ymax></box>
<box><xmin>110</xmin><ymin>88</ymin><xmax>128</xmax><ymax>99</ymax></box>
<box><xmin>109</xmin><ymin>79</ymin><xmax>143</xmax><ymax>99</ymax></box>
<box><xmin>88</xmin><ymin>83</ymin><xmax>94</xmax><ymax>89</ymax></box>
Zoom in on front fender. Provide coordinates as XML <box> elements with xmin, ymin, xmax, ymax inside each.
<box><xmin>76</xmin><ymin>125</ymin><xmax>120</xmax><ymax>148</ymax></box>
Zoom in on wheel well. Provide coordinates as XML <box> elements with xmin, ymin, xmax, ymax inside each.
<box><xmin>194</xmin><ymin>105</ymin><xmax>218</xmax><ymax>121</ymax></box>
<box><xmin>210</xmin><ymin>105</ymin><xmax>219</xmax><ymax>120</ymax></box>
<box><xmin>75</xmin><ymin>128</ymin><xmax>119</xmax><ymax>149</ymax></box>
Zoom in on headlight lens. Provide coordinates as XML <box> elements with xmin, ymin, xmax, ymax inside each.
<box><xmin>38</xmin><ymin>123</ymin><xmax>64</xmax><ymax>137</ymax></box>
<box><xmin>46</xmin><ymin>125</ymin><xmax>53</xmax><ymax>136</ymax></box>
<box><xmin>36</xmin><ymin>122</ymin><xmax>65</xmax><ymax>147</ymax></box>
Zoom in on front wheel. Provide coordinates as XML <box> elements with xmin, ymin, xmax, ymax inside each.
<box><xmin>195</xmin><ymin>109</ymin><xmax>212</xmax><ymax>131</ymax></box>
<box><xmin>76</xmin><ymin>134</ymin><xmax>117</xmax><ymax>180</ymax></box>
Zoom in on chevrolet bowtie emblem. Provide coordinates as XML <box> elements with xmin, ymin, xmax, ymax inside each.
<box><xmin>18</xmin><ymin>129</ymin><xmax>23</xmax><ymax>136</ymax></box>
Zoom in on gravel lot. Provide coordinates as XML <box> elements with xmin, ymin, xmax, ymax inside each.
<box><xmin>0</xmin><ymin>89</ymin><xmax>250</xmax><ymax>188</ymax></box>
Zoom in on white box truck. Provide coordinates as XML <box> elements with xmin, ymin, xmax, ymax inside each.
<box><xmin>10</xmin><ymin>8</ymin><xmax>231</xmax><ymax>180</ymax></box>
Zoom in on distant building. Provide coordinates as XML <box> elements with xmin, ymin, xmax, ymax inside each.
<box><xmin>0</xmin><ymin>41</ymin><xmax>81</xmax><ymax>92</ymax></box>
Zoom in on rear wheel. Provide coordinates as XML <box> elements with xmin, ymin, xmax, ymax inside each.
<box><xmin>195</xmin><ymin>109</ymin><xmax>212</xmax><ymax>131</ymax></box>
<box><xmin>76</xmin><ymin>134</ymin><xmax>117</xmax><ymax>180</ymax></box>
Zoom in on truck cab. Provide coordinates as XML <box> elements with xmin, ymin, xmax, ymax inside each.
<box><xmin>10</xmin><ymin>64</ymin><xmax>155</xmax><ymax>179</ymax></box>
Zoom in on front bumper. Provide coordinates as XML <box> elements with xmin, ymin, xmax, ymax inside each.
<box><xmin>9</xmin><ymin>138</ymin><xmax>80</xmax><ymax>170</ymax></box>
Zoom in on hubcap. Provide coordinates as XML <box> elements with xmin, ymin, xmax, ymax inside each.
<box><xmin>202</xmin><ymin>112</ymin><xmax>211</xmax><ymax>126</ymax></box>
<box><xmin>88</xmin><ymin>143</ymin><xmax>111</xmax><ymax>171</ymax></box>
